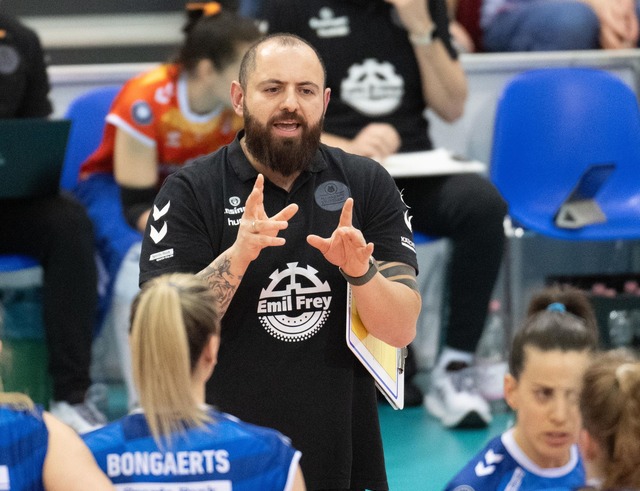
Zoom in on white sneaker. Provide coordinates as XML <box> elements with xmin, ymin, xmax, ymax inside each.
<box><xmin>424</xmin><ymin>362</ymin><xmax>492</xmax><ymax>428</ymax></box>
<box><xmin>49</xmin><ymin>399</ymin><xmax>107</xmax><ymax>434</ymax></box>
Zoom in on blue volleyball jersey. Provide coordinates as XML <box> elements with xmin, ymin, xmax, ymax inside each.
<box><xmin>83</xmin><ymin>406</ymin><xmax>301</xmax><ymax>490</ymax></box>
<box><xmin>0</xmin><ymin>404</ymin><xmax>47</xmax><ymax>491</ymax></box>
<box><xmin>445</xmin><ymin>428</ymin><xmax>585</xmax><ymax>491</ymax></box>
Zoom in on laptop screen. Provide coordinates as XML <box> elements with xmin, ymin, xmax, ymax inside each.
<box><xmin>0</xmin><ymin>119</ymin><xmax>71</xmax><ymax>200</ymax></box>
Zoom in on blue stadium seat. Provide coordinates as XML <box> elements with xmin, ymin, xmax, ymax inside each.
<box><xmin>490</xmin><ymin>67</ymin><xmax>640</xmax><ymax>332</ymax></box>
<box><xmin>491</xmin><ymin>67</ymin><xmax>640</xmax><ymax>241</ymax></box>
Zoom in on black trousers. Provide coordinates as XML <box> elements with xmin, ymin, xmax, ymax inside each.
<box><xmin>0</xmin><ymin>193</ymin><xmax>97</xmax><ymax>403</ymax></box>
<box><xmin>395</xmin><ymin>173</ymin><xmax>507</xmax><ymax>353</ymax></box>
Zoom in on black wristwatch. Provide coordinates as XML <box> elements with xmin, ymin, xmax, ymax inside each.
<box><xmin>339</xmin><ymin>257</ymin><xmax>378</xmax><ymax>286</ymax></box>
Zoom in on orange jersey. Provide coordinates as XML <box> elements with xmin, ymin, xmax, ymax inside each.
<box><xmin>80</xmin><ymin>64</ymin><xmax>243</xmax><ymax>184</ymax></box>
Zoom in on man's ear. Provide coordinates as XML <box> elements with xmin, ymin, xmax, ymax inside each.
<box><xmin>504</xmin><ymin>373</ymin><xmax>518</xmax><ymax>411</ymax></box>
<box><xmin>230</xmin><ymin>81</ymin><xmax>244</xmax><ymax>117</ymax></box>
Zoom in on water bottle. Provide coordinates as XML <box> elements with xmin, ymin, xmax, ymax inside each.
<box><xmin>475</xmin><ymin>300</ymin><xmax>508</xmax><ymax>411</ymax></box>
<box><xmin>608</xmin><ymin>309</ymin><xmax>633</xmax><ymax>348</ymax></box>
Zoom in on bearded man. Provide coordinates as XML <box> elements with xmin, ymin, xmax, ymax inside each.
<box><xmin>139</xmin><ymin>33</ymin><xmax>421</xmax><ymax>491</ymax></box>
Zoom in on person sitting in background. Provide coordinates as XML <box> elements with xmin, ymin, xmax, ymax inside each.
<box><xmin>0</xmin><ymin>10</ymin><xmax>106</xmax><ymax>433</ymax></box>
<box><xmin>262</xmin><ymin>0</ymin><xmax>507</xmax><ymax>424</ymax></box>
<box><xmin>0</xmin><ymin>340</ymin><xmax>114</xmax><ymax>491</ymax></box>
<box><xmin>577</xmin><ymin>348</ymin><xmax>640</xmax><ymax>490</ymax></box>
<box><xmin>76</xmin><ymin>1</ymin><xmax>262</xmax><ymax>409</ymax></box>
<box><xmin>481</xmin><ymin>0</ymin><xmax>640</xmax><ymax>52</ymax></box>
<box><xmin>445</xmin><ymin>284</ymin><xmax>599</xmax><ymax>490</ymax></box>
<box><xmin>83</xmin><ymin>273</ymin><xmax>306</xmax><ymax>490</ymax></box>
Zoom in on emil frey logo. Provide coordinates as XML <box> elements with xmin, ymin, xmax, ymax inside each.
<box><xmin>258</xmin><ymin>262</ymin><xmax>332</xmax><ymax>342</ymax></box>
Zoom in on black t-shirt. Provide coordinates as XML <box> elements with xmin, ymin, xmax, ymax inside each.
<box><xmin>139</xmin><ymin>134</ymin><xmax>418</xmax><ymax>490</ymax></box>
<box><xmin>263</xmin><ymin>0</ymin><xmax>457</xmax><ymax>152</ymax></box>
<box><xmin>0</xmin><ymin>14</ymin><xmax>52</xmax><ymax>118</ymax></box>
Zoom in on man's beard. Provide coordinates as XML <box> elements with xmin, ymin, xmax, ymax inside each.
<box><xmin>243</xmin><ymin>105</ymin><xmax>323</xmax><ymax>177</ymax></box>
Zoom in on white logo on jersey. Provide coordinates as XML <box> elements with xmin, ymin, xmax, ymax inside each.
<box><xmin>475</xmin><ymin>461</ymin><xmax>495</xmax><ymax>477</ymax></box>
<box><xmin>341</xmin><ymin>59</ymin><xmax>404</xmax><ymax>116</ymax></box>
<box><xmin>150</xmin><ymin>222</ymin><xmax>167</xmax><ymax>244</ymax></box>
<box><xmin>225</xmin><ymin>197</ymin><xmax>246</xmax><ymax>226</ymax></box>
<box><xmin>166</xmin><ymin>130</ymin><xmax>181</xmax><ymax>148</ymax></box>
<box><xmin>257</xmin><ymin>262</ymin><xmax>332</xmax><ymax>342</ymax></box>
<box><xmin>155</xmin><ymin>82</ymin><xmax>174</xmax><ymax>105</ymax></box>
<box><xmin>474</xmin><ymin>448</ymin><xmax>504</xmax><ymax>477</ymax></box>
<box><xmin>150</xmin><ymin>248</ymin><xmax>174</xmax><ymax>262</ymax></box>
<box><xmin>398</xmin><ymin>189</ymin><xmax>413</xmax><ymax>233</ymax></box>
<box><xmin>149</xmin><ymin>201</ymin><xmax>170</xmax><ymax>244</ymax></box>
<box><xmin>485</xmin><ymin>449</ymin><xmax>504</xmax><ymax>465</ymax></box>
<box><xmin>309</xmin><ymin>7</ymin><xmax>349</xmax><ymax>38</ymax></box>
<box><xmin>153</xmin><ymin>202</ymin><xmax>170</xmax><ymax>221</ymax></box>
<box><xmin>404</xmin><ymin>209</ymin><xmax>413</xmax><ymax>231</ymax></box>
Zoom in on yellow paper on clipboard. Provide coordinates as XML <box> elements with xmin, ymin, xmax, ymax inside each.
<box><xmin>345</xmin><ymin>284</ymin><xmax>406</xmax><ymax>409</ymax></box>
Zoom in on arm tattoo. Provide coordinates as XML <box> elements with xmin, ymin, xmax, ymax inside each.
<box><xmin>377</xmin><ymin>261</ymin><xmax>419</xmax><ymax>292</ymax></box>
<box><xmin>196</xmin><ymin>254</ymin><xmax>243</xmax><ymax>314</ymax></box>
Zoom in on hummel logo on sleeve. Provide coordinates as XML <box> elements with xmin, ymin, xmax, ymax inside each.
<box><xmin>474</xmin><ymin>449</ymin><xmax>504</xmax><ymax>476</ymax></box>
<box><xmin>150</xmin><ymin>221</ymin><xmax>167</xmax><ymax>244</ymax></box>
<box><xmin>485</xmin><ymin>449</ymin><xmax>504</xmax><ymax>465</ymax></box>
<box><xmin>153</xmin><ymin>202</ymin><xmax>170</xmax><ymax>220</ymax></box>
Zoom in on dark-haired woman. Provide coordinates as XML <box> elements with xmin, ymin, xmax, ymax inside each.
<box><xmin>76</xmin><ymin>2</ymin><xmax>262</xmax><ymax>409</ymax></box>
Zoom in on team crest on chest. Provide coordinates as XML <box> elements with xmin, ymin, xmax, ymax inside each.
<box><xmin>257</xmin><ymin>262</ymin><xmax>332</xmax><ymax>342</ymax></box>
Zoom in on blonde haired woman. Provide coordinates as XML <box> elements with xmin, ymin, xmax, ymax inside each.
<box><xmin>579</xmin><ymin>348</ymin><xmax>640</xmax><ymax>490</ymax></box>
<box><xmin>0</xmin><ymin>341</ymin><xmax>114</xmax><ymax>491</ymax></box>
<box><xmin>83</xmin><ymin>273</ymin><xmax>305</xmax><ymax>490</ymax></box>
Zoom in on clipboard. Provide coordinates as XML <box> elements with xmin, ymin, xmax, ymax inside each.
<box><xmin>345</xmin><ymin>284</ymin><xmax>407</xmax><ymax>409</ymax></box>
<box><xmin>379</xmin><ymin>148</ymin><xmax>487</xmax><ymax>178</ymax></box>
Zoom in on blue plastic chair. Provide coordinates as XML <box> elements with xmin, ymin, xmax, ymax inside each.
<box><xmin>61</xmin><ymin>85</ymin><xmax>121</xmax><ymax>191</ymax></box>
<box><xmin>491</xmin><ymin>67</ymin><xmax>640</xmax><ymax>240</ymax></box>
<box><xmin>490</xmin><ymin>67</ymin><xmax>640</xmax><ymax>333</ymax></box>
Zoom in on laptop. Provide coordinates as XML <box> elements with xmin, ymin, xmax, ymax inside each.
<box><xmin>0</xmin><ymin>119</ymin><xmax>71</xmax><ymax>199</ymax></box>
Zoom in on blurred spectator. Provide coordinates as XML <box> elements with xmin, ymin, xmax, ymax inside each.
<box><xmin>481</xmin><ymin>0</ymin><xmax>640</xmax><ymax>51</ymax></box>
<box><xmin>76</xmin><ymin>2</ymin><xmax>261</xmax><ymax>409</ymax></box>
<box><xmin>0</xmin><ymin>10</ymin><xmax>106</xmax><ymax>433</ymax></box>
<box><xmin>263</xmin><ymin>0</ymin><xmax>507</xmax><ymax>425</ymax></box>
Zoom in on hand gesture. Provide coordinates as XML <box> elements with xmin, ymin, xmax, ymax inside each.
<box><xmin>236</xmin><ymin>174</ymin><xmax>299</xmax><ymax>263</ymax></box>
<box><xmin>347</xmin><ymin>123</ymin><xmax>401</xmax><ymax>160</ymax></box>
<box><xmin>307</xmin><ymin>198</ymin><xmax>374</xmax><ymax>277</ymax></box>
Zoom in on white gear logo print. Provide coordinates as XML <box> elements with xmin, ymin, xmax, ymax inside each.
<box><xmin>340</xmin><ymin>58</ymin><xmax>404</xmax><ymax>116</ymax></box>
<box><xmin>257</xmin><ymin>262</ymin><xmax>332</xmax><ymax>342</ymax></box>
